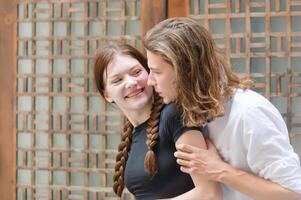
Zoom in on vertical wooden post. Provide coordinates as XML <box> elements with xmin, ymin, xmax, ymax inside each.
<box><xmin>0</xmin><ymin>0</ymin><xmax>17</xmax><ymax>199</ymax></box>
<box><xmin>141</xmin><ymin>0</ymin><xmax>190</xmax><ymax>44</ymax></box>
<box><xmin>140</xmin><ymin>0</ymin><xmax>167</xmax><ymax>42</ymax></box>
<box><xmin>168</xmin><ymin>0</ymin><xmax>190</xmax><ymax>17</ymax></box>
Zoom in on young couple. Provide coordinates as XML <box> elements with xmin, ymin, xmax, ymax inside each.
<box><xmin>94</xmin><ymin>17</ymin><xmax>301</xmax><ymax>200</ymax></box>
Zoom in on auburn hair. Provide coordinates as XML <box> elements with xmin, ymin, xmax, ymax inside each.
<box><xmin>144</xmin><ymin>17</ymin><xmax>253</xmax><ymax>127</ymax></box>
<box><xmin>94</xmin><ymin>43</ymin><xmax>164</xmax><ymax>197</ymax></box>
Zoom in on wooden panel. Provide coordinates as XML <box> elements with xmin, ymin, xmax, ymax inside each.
<box><xmin>0</xmin><ymin>0</ymin><xmax>17</xmax><ymax>199</ymax></box>
<box><xmin>141</xmin><ymin>0</ymin><xmax>167</xmax><ymax>41</ymax></box>
<box><xmin>168</xmin><ymin>0</ymin><xmax>190</xmax><ymax>17</ymax></box>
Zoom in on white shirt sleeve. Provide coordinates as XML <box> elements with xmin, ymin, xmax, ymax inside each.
<box><xmin>242</xmin><ymin>103</ymin><xmax>301</xmax><ymax>194</ymax></box>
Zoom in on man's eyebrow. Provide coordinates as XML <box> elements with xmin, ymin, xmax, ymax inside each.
<box><xmin>148</xmin><ymin>66</ymin><xmax>160</xmax><ymax>71</ymax></box>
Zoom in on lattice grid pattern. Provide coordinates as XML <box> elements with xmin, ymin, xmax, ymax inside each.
<box><xmin>16</xmin><ymin>0</ymin><xmax>139</xmax><ymax>199</ymax></box>
<box><xmin>189</xmin><ymin>0</ymin><xmax>301</xmax><ymax>157</ymax></box>
<box><xmin>16</xmin><ymin>0</ymin><xmax>301</xmax><ymax>200</ymax></box>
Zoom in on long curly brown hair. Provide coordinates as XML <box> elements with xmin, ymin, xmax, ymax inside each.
<box><xmin>144</xmin><ymin>17</ymin><xmax>253</xmax><ymax>127</ymax></box>
<box><xmin>94</xmin><ymin>44</ymin><xmax>164</xmax><ymax>197</ymax></box>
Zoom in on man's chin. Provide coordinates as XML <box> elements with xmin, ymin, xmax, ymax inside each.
<box><xmin>162</xmin><ymin>98</ymin><xmax>171</xmax><ymax>104</ymax></box>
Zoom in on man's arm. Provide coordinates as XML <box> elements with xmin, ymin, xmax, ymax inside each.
<box><xmin>175</xmin><ymin>140</ymin><xmax>301</xmax><ymax>200</ymax></box>
<box><xmin>220</xmin><ymin>161</ymin><xmax>301</xmax><ymax>200</ymax></box>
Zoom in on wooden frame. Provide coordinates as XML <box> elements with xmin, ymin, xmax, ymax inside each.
<box><xmin>0</xmin><ymin>0</ymin><xmax>17</xmax><ymax>199</ymax></box>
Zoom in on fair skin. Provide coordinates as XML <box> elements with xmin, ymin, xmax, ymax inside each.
<box><xmin>105</xmin><ymin>54</ymin><xmax>222</xmax><ymax>200</ymax></box>
<box><xmin>147</xmin><ymin>51</ymin><xmax>177</xmax><ymax>104</ymax></box>
<box><xmin>104</xmin><ymin>54</ymin><xmax>153</xmax><ymax>126</ymax></box>
<box><xmin>146</xmin><ymin>50</ymin><xmax>301</xmax><ymax>200</ymax></box>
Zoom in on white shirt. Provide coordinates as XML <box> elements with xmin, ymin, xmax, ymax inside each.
<box><xmin>207</xmin><ymin>89</ymin><xmax>301</xmax><ymax>200</ymax></box>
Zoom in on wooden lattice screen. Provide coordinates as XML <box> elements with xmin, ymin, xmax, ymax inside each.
<box><xmin>12</xmin><ymin>0</ymin><xmax>301</xmax><ymax>200</ymax></box>
<box><xmin>16</xmin><ymin>0</ymin><xmax>141</xmax><ymax>199</ymax></box>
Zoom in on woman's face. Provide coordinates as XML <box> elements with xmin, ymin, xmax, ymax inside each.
<box><xmin>104</xmin><ymin>54</ymin><xmax>153</xmax><ymax>112</ymax></box>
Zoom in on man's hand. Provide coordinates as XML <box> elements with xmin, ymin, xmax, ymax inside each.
<box><xmin>174</xmin><ymin>139</ymin><xmax>230</xmax><ymax>182</ymax></box>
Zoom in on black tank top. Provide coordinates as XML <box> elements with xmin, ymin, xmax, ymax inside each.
<box><xmin>124</xmin><ymin>103</ymin><xmax>203</xmax><ymax>200</ymax></box>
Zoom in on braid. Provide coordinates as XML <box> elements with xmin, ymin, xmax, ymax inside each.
<box><xmin>144</xmin><ymin>93</ymin><xmax>165</xmax><ymax>176</ymax></box>
<box><xmin>113</xmin><ymin>119</ymin><xmax>133</xmax><ymax>197</ymax></box>
<box><xmin>112</xmin><ymin>93</ymin><xmax>164</xmax><ymax>196</ymax></box>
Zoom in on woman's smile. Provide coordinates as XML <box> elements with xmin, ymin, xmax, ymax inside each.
<box><xmin>125</xmin><ymin>88</ymin><xmax>145</xmax><ymax>99</ymax></box>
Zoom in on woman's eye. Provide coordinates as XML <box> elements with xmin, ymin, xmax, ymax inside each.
<box><xmin>111</xmin><ymin>79</ymin><xmax>122</xmax><ymax>84</ymax></box>
<box><xmin>133</xmin><ymin>69</ymin><xmax>141</xmax><ymax>75</ymax></box>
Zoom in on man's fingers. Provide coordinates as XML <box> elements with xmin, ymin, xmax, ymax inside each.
<box><xmin>180</xmin><ymin>166</ymin><xmax>191</xmax><ymax>174</ymax></box>
<box><xmin>177</xmin><ymin>158</ymin><xmax>206</xmax><ymax>168</ymax></box>
<box><xmin>174</xmin><ymin>151</ymin><xmax>192</xmax><ymax>160</ymax></box>
<box><xmin>176</xmin><ymin>158</ymin><xmax>189</xmax><ymax>167</ymax></box>
<box><xmin>176</xmin><ymin>143</ymin><xmax>201</xmax><ymax>153</ymax></box>
<box><xmin>180</xmin><ymin>166</ymin><xmax>199</xmax><ymax>175</ymax></box>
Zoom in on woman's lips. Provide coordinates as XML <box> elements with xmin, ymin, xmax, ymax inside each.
<box><xmin>125</xmin><ymin>88</ymin><xmax>144</xmax><ymax>98</ymax></box>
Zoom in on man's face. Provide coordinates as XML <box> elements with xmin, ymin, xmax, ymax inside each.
<box><xmin>146</xmin><ymin>50</ymin><xmax>177</xmax><ymax>104</ymax></box>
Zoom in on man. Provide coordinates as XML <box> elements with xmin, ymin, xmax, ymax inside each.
<box><xmin>143</xmin><ymin>17</ymin><xmax>301</xmax><ymax>200</ymax></box>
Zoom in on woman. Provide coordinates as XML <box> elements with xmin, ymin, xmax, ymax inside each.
<box><xmin>94</xmin><ymin>43</ymin><xmax>221</xmax><ymax>200</ymax></box>
<box><xmin>143</xmin><ymin>17</ymin><xmax>301</xmax><ymax>200</ymax></box>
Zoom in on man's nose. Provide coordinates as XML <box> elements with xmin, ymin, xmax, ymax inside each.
<box><xmin>147</xmin><ymin>73</ymin><xmax>155</xmax><ymax>86</ymax></box>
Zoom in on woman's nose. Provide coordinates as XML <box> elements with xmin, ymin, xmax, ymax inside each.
<box><xmin>125</xmin><ymin>76</ymin><xmax>138</xmax><ymax>88</ymax></box>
